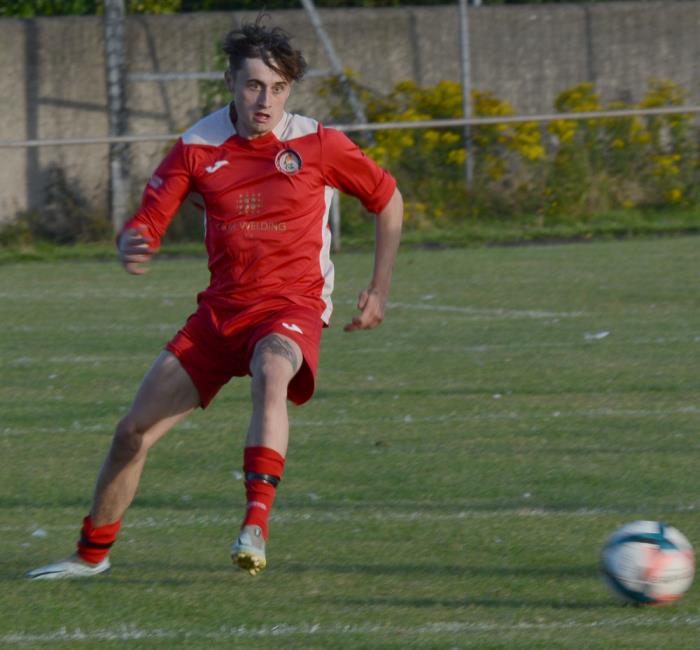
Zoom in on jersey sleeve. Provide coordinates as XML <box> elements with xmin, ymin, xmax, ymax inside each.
<box><xmin>119</xmin><ymin>138</ymin><xmax>193</xmax><ymax>248</ymax></box>
<box><xmin>319</xmin><ymin>127</ymin><xmax>397</xmax><ymax>214</ymax></box>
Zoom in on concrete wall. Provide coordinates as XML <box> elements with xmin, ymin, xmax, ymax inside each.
<box><xmin>1</xmin><ymin>2</ymin><xmax>699</xmax><ymax>225</ymax></box>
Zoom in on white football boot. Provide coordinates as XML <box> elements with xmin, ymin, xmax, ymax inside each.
<box><xmin>27</xmin><ymin>553</ymin><xmax>111</xmax><ymax>580</ymax></box>
<box><xmin>231</xmin><ymin>525</ymin><xmax>266</xmax><ymax>576</ymax></box>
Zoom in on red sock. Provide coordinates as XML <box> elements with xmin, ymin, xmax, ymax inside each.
<box><xmin>242</xmin><ymin>446</ymin><xmax>285</xmax><ymax>540</ymax></box>
<box><xmin>76</xmin><ymin>514</ymin><xmax>122</xmax><ymax>565</ymax></box>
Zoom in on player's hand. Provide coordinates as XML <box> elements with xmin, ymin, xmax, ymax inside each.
<box><xmin>344</xmin><ymin>287</ymin><xmax>387</xmax><ymax>332</ymax></box>
<box><xmin>118</xmin><ymin>226</ymin><xmax>155</xmax><ymax>275</ymax></box>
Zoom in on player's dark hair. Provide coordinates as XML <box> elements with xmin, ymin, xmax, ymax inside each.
<box><xmin>223</xmin><ymin>17</ymin><xmax>307</xmax><ymax>83</ymax></box>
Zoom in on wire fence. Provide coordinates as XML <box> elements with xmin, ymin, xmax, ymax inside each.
<box><xmin>4</xmin><ymin>103</ymin><xmax>698</xmax><ymax>251</ymax></box>
<box><xmin>2</xmin><ymin>105</ymin><xmax>699</xmax><ymax>149</ymax></box>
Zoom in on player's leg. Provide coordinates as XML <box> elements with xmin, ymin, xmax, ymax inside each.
<box><xmin>90</xmin><ymin>350</ymin><xmax>201</xmax><ymax>525</ymax></box>
<box><xmin>246</xmin><ymin>333</ymin><xmax>302</xmax><ymax>454</ymax></box>
<box><xmin>27</xmin><ymin>351</ymin><xmax>201</xmax><ymax>580</ymax></box>
<box><xmin>232</xmin><ymin>333</ymin><xmax>302</xmax><ymax>575</ymax></box>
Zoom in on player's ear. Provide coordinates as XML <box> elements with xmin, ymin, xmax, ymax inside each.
<box><xmin>224</xmin><ymin>69</ymin><xmax>235</xmax><ymax>94</ymax></box>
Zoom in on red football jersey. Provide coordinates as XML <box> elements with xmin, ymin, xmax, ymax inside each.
<box><xmin>122</xmin><ymin>106</ymin><xmax>397</xmax><ymax>323</ymax></box>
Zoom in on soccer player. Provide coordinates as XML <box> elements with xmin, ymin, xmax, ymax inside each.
<box><xmin>27</xmin><ymin>20</ymin><xmax>402</xmax><ymax>579</ymax></box>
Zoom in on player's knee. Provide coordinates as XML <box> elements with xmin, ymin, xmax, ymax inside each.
<box><xmin>111</xmin><ymin>417</ymin><xmax>147</xmax><ymax>462</ymax></box>
<box><xmin>251</xmin><ymin>358</ymin><xmax>290</xmax><ymax>404</ymax></box>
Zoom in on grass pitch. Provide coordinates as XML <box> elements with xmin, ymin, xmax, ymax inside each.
<box><xmin>1</xmin><ymin>236</ymin><xmax>699</xmax><ymax>648</ymax></box>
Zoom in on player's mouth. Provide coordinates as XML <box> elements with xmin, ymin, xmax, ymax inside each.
<box><xmin>253</xmin><ymin>112</ymin><xmax>270</xmax><ymax>124</ymax></box>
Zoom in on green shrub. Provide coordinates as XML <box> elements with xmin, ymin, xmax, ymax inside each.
<box><xmin>545</xmin><ymin>80</ymin><xmax>698</xmax><ymax>216</ymax></box>
<box><xmin>321</xmin><ymin>75</ymin><xmax>700</xmax><ymax>231</ymax></box>
<box><xmin>0</xmin><ymin>0</ymin><xmax>181</xmax><ymax>17</ymax></box>
<box><xmin>0</xmin><ymin>164</ymin><xmax>111</xmax><ymax>246</ymax></box>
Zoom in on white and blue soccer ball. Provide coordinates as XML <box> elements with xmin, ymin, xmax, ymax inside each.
<box><xmin>601</xmin><ymin>520</ymin><xmax>695</xmax><ymax>605</ymax></box>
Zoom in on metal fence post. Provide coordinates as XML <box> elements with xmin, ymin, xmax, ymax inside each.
<box><xmin>301</xmin><ymin>0</ymin><xmax>370</xmax><ymax>252</ymax></box>
<box><xmin>104</xmin><ymin>0</ymin><xmax>130</xmax><ymax>233</ymax></box>
<box><xmin>330</xmin><ymin>189</ymin><xmax>341</xmax><ymax>252</ymax></box>
<box><xmin>458</xmin><ymin>0</ymin><xmax>474</xmax><ymax>190</ymax></box>
<box><xmin>300</xmin><ymin>0</ymin><xmax>368</xmax><ymax>127</ymax></box>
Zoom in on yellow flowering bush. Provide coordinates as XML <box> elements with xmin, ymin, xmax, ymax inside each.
<box><xmin>544</xmin><ymin>80</ymin><xmax>698</xmax><ymax>215</ymax></box>
<box><xmin>319</xmin><ymin>74</ymin><xmax>700</xmax><ymax>230</ymax></box>
<box><xmin>639</xmin><ymin>81</ymin><xmax>695</xmax><ymax>204</ymax></box>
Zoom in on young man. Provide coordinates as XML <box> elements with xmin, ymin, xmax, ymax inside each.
<box><xmin>27</xmin><ymin>21</ymin><xmax>402</xmax><ymax>579</ymax></box>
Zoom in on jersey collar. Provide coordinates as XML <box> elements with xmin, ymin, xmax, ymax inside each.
<box><xmin>228</xmin><ymin>103</ymin><xmax>289</xmax><ymax>146</ymax></box>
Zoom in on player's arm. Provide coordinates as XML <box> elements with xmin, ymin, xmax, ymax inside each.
<box><xmin>318</xmin><ymin>126</ymin><xmax>403</xmax><ymax>331</ymax></box>
<box><xmin>117</xmin><ymin>139</ymin><xmax>193</xmax><ymax>275</ymax></box>
<box><xmin>344</xmin><ymin>187</ymin><xmax>403</xmax><ymax>332</ymax></box>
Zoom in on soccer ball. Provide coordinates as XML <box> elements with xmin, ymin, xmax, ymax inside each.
<box><xmin>600</xmin><ymin>520</ymin><xmax>695</xmax><ymax>605</ymax></box>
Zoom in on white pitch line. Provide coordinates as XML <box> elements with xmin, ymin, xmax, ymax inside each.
<box><xmin>385</xmin><ymin>301</ymin><xmax>584</xmax><ymax>319</ymax></box>
<box><xmin>2</xmin><ymin>333</ymin><xmax>697</xmax><ymax>364</ymax></box>
<box><xmin>327</xmin><ymin>336</ymin><xmax>699</xmax><ymax>356</ymax></box>
<box><xmin>2</xmin><ymin>323</ymin><xmax>179</xmax><ymax>334</ymax></box>
<box><xmin>0</xmin><ymin>424</ymin><xmax>114</xmax><ymax>436</ymax></box>
<box><xmin>0</xmin><ymin>290</ymin><xmax>194</xmax><ymax>300</ymax></box>
<box><xmin>3</xmin><ymin>504</ymin><xmax>698</xmax><ymax>533</ymax></box>
<box><xmin>4</xmin><ymin>616</ymin><xmax>700</xmax><ymax>644</ymax></box>
<box><xmin>2</xmin><ymin>293</ymin><xmax>576</xmax><ymax>320</ymax></box>
<box><xmin>2</xmin><ymin>337</ymin><xmax>697</xmax><ymax>374</ymax></box>
<box><xmin>339</xmin><ymin>299</ymin><xmax>584</xmax><ymax>320</ymax></box>
<box><xmin>422</xmin><ymin>336</ymin><xmax>700</xmax><ymax>353</ymax></box>
<box><xmin>5</xmin><ymin>354</ymin><xmax>153</xmax><ymax>367</ymax></box>
<box><xmin>290</xmin><ymin>407</ymin><xmax>700</xmax><ymax>427</ymax></box>
<box><xmin>3</xmin><ymin>406</ymin><xmax>698</xmax><ymax>437</ymax></box>
<box><xmin>3</xmin><ymin>339</ymin><xmax>697</xmax><ymax>377</ymax></box>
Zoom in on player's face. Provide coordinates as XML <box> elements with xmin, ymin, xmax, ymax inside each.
<box><xmin>227</xmin><ymin>58</ymin><xmax>292</xmax><ymax>139</ymax></box>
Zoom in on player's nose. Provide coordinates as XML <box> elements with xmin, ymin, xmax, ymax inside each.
<box><xmin>257</xmin><ymin>89</ymin><xmax>271</xmax><ymax>107</ymax></box>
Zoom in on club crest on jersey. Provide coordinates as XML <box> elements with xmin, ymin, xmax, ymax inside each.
<box><xmin>275</xmin><ymin>149</ymin><xmax>302</xmax><ymax>176</ymax></box>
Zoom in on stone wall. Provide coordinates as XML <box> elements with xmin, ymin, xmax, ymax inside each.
<box><xmin>1</xmin><ymin>2</ymin><xmax>699</xmax><ymax>225</ymax></box>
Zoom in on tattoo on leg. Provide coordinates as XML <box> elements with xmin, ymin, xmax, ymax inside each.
<box><xmin>258</xmin><ymin>335</ymin><xmax>300</xmax><ymax>373</ymax></box>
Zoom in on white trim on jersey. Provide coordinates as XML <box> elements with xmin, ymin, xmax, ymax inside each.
<box><xmin>274</xmin><ymin>112</ymin><xmax>320</xmax><ymax>142</ymax></box>
<box><xmin>182</xmin><ymin>106</ymin><xmax>236</xmax><ymax>146</ymax></box>
<box><xmin>319</xmin><ymin>185</ymin><xmax>335</xmax><ymax>324</ymax></box>
<box><xmin>182</xmin><ymin>108</ymin><xmax>318</xmax><ymax>147</ymax></box>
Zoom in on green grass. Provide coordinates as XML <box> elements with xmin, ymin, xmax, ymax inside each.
<box><xmin>1</xmin><ymin>236</ymin><xmax>699</xmax><ymax>647</ymax></box>
<box><xmin>337</xmin><ymin>206</ymin><xmax>700</xmax><ymax>249</ymax></box>
<box><xmin>1</xmin><ymin>205</ymin><xmax>699</xmax><ymax>264</ymax></box>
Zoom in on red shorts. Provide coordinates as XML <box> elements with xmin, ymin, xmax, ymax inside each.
<box><xmin>165</xmin><ymin>301</ymin><xmax>324</xmax><ymax>408</ymax></box>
